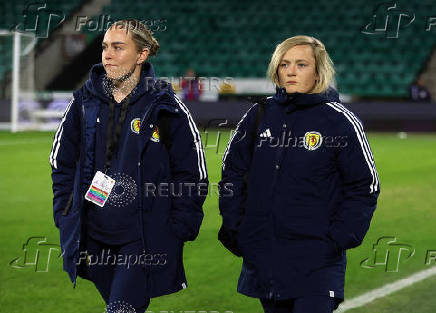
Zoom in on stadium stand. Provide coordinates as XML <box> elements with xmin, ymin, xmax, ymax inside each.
<box><xmin>0</xmin><ymin>0</ymin><xmax>435</xmax><ymax>97</ymax></box>
<box><xmin>95</xmin><ymin>0</ymin><xmax>436</xmax><ymax>97</ymax></box>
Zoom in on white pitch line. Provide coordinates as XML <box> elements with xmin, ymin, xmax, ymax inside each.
<box><xmin>336</xmin><ymin>265</ymin><xmax>436</xmax><ymax>312</ymax></box>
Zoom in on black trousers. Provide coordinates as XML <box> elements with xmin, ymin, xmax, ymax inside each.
<box><xmin>260</xmin><ymin>296</ymin><xmax>337</xmax><ymax>313</ymax></box>
<box><xmin>83</xmin><ymin>235</ymin><xmax>151</xmax><ymax>313</ymax></box>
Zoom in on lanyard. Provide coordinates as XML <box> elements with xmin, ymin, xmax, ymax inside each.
<box><xmin>104</xmin><ymin>95</ymin><xmax>131</xmax><ymax>173</ymax></box>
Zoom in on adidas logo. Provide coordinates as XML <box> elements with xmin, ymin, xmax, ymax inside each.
<box><xmin>259</xmin><ymin>128</ymin><xmax>272</xmax><ymax>138</ymax></box>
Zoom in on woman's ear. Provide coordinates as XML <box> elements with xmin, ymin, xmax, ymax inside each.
<box><xmin>137</xmin><ymin>48</ymin><xmax>150</xmax><ymax>65</ymax></box>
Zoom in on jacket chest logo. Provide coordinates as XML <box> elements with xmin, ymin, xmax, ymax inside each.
<box><xmin>304</xmin><ymin>131</ymin><xmax>323</xmax><ymax>151</ymax></box>
<box><xmin>131</xmin><ymin>118</ymin><xmax>141</xmax><ymax>134</ymax></box>
<box><xmin>150</xmin><ymin>126</ymin><xmax>160</xmax><ymax>142</ymax></box>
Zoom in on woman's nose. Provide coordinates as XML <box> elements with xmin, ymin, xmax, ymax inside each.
<box><xmin>287</xmin><ymin>64</ymin><xmax>296</xmax><ymax>76</ymax></box>
<box><xmin>103</xmin><ymin>49</ymin><xmax>113</xmax><ymax>59</ymax></box>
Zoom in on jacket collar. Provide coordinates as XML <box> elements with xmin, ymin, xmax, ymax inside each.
<box><xmin>272</xmin><ymin>86</ymin><xmax>340</xmax><ymax>112</ymax></box>
<box><xmin>84</xmin><ymin>62</ymin><xmax>163</xmax><ymax>104</ymax></box>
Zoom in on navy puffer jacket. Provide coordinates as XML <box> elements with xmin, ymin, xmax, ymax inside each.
<box><xmin>219</xmin><ymin>87</ymin><xmax>380</xmax><ymax>305</ymax></box>
<box><xmin>50</xmin><ymin>62</ymin><xmax>208</xmax><ymax>297</ymax></box>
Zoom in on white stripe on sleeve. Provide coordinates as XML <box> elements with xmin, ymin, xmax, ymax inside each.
<box><xmin>222</xmin><ymin>104</ymin><xmax>256</xmax><ymax>170</ymax></box>
<box><xmin>49</xmin><ymin>97</ymin><xmax>74</xmax><ymax>169</ymax></box>
<box><xmin>174</xmin><ymin>95</ymin><xmax>207</xmax><ymax>180</ymax></box>
<box><xmin>326</xmin><ymin>102</ymin><xmax>379</xmax><ymax>193</ymax></box>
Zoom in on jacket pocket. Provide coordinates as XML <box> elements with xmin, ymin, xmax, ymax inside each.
<box><xmin>165</xmin><ymin>216</ymin><xmax>187</xmax><ymax>244</ymax></box>
<box><xmin>59</xmin><ymin>210</ymin><xmax>81</xmax><ymax>259</ymax></box>
<box><xmin>274</xmin><ymin>203</ymin><xmax>329</xmax><ymax>240</ymax></box>
<box><xmin>304</xmin><ymin>238</ymin><xmax>343</xmax><ymax>274</ymax></box>
<box><xmin>218</xmin><ymin>225</ymin><xmax>242</xmax><ymax>257</ymax></box>
<box><xmin>62</xmin><ymin>192</ymin><xmax>74</xmax><ymax>216</ymax></box>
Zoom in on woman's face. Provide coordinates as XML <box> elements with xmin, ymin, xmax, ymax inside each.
<box><xmin>277</xmin><ymin>44</ymin><xmax>319</xmax><ymax>94</ymax></box>
<box><xmin>101</xmin><ymin>26</ymin><xmax>148</xmax><ymax>81</ymax></box>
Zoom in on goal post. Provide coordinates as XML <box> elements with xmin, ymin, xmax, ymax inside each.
<box><xmin>0</xmin><ymin>30</ymin><xmax>37</xmax><ymax>132</ymax></box>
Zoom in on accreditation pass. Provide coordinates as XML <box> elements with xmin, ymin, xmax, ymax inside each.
<box><xmin>85</xmin><ymin>171</ymin><xmax>115</xmax><ymax>207</ymax></box>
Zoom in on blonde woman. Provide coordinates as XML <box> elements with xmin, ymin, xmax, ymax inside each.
<box><xmin>50</xmin><ymin>19</ymin><xmax>207</xmax><ymax>312</ymax></box>
<box><xmin>219</xmin><ymin>35</ymin><xmax>380</xmax><ymax>313</ymax></box>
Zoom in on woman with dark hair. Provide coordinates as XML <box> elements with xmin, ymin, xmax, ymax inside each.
<box><xmin>219</xmin><ymin>35</ymin><xmax>380</xmax><ymax>313</ymax></box>
<box><xmin>50</xmin><ymin>19</ymin><xmax>208</xmax><ymax>312</ymax></box>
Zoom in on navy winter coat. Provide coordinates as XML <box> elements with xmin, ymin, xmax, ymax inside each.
<box><xmin>219</xmin><ymin>87</ymin><xmax>380</xmax><ymax>304</ymax></box>
<box><xmin>49</xmin><ymin>62</ymin><xmax>208</xmax><ymax>297</ymax></box>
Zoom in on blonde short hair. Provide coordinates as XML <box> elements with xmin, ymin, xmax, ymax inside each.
<box><xmin>267</xmin><ymin>35</ymin><xmax>335</xmax><ymax>93</ymax></box>
<box><xmin>110</xmin><ymin>19</ymin><xmax>160</xmax><ymax>56</ymax></box>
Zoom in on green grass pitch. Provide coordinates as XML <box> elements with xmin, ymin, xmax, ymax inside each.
<box><xmin>0</xmin><ymin>131</ymin><xmax>435</xmax><ymax>312</ymax></box>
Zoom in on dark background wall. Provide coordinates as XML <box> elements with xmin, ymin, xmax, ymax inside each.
<box><xmin>1</xmin><ymin>99</ymin><xmax>435</xmax><ymax>132</ymax></box>
<box><xmin>183</xmin><ymin>101</ymin><xmax>436</xmax><ymax>132</ymax></box>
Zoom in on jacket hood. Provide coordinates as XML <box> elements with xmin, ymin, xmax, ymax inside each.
<box><xmin>84</xmin><ymin>62</ymin><xmax>160</xmax><ymax>104</ymax></box>
<box><xmin>273</xmin><ymin>86</ymin><xmax>340</xmax><ymax>107</ymax></box>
